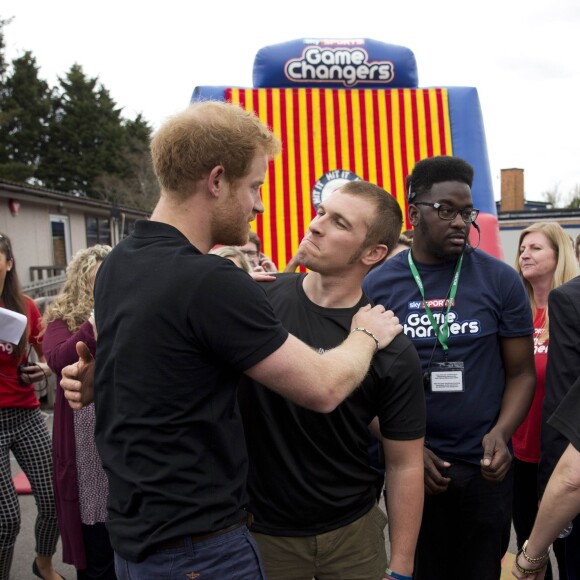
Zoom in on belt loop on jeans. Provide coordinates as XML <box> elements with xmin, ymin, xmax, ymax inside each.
<box><xmin>245</xmin><ymin>510</ymin><xmax>253</xmax><ymax>528</ymax></box>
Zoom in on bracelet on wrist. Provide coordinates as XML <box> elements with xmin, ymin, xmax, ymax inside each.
<box><xmin>521</xmin><ymin>539</ymin><xmax>550</xmax><ymax>564</ymax></box>
<box><xmin>384</xmin><ymin>569</ymin><xmax>412</xmax><ymax>580</ymax></box>
<box><xmin>514</xmin><ymin>550</ymin><xmax>549</xmax><ymax>575</ymax></box>
<box><xmin>351</xmin><ymin>327</ymin><xmax>380</xmax><ymax>352</ymax></box>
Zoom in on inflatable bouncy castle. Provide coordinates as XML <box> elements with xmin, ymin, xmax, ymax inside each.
<box><xmin>191</xmin><ymin>38</ymin><xmax>503</xmax><ymax>268</ymax></box>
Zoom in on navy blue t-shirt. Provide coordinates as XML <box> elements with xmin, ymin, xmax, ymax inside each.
<box><xmin>363</xmin><ymin>249</ymin><xmax>533</xmax><ymax>464</ymax></box>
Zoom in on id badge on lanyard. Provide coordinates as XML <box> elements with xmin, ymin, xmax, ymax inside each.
<box><xmin>426</xmin><ymin>361</ymin><xmax>465</xmax><ymax>393</ymax></box>
<box><xmin>408</xmin><ymin>252</ymin><xmax>465</xmax><ymax>394</ymax></box>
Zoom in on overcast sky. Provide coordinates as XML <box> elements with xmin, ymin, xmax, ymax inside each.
<box><xmin>2</xmin><ymin>0</ymin><xmax>579</xmax><ymax>202</ymax></box>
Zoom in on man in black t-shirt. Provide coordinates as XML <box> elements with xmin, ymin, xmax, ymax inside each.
<box><xmin>240</xmin><ymin>180</ymin><xmax>426</xmax><ymax>580</ymax></box>
<box><xmin>58</xmin><ymin>102</ymin><xmax>402</xmax><ymax>580</ymax></box>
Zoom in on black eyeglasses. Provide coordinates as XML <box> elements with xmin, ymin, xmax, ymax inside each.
<box><xmin>240</xmin><ymin>250</ymin><xmax>259</xmax><ymax>258</ymax></box>
<box><xmin>414</xmin><ymin>202</ymin><xmax>479</xmax><ymax>224</ymax></box>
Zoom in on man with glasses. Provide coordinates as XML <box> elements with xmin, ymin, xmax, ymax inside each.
<box><xmin>238</xmin><ymin>230</ymin><xmax>278</xmax><ymax>272</ymax></box>
<box><xmin>363</xmin><ymin>155</ymin><xmax>536</xmax><ymax>579</ymax></box>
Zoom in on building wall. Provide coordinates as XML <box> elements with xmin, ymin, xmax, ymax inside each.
<box><xmin>1</xmin><ymin>184</ymin><xmax>147</xmax><ymax>287</ymax></box>
<box><xmin>1</xmin><ymin>201</ymin><xmax>53</xmax><ymax>284</ymax></box>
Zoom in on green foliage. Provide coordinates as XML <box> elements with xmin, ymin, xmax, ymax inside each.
<box><xmin>0</xmin><ymin>17</ymin><xmax>157</xmax><ymax>208</ymax></box>
<box><xmin>36</xmin><ymin>64</ymin><xmax>129</xmax><ymax>195</ymax></box>
<box><xmin>0</xmin><ymin>51</ymin><xmax>52</xmax><ymax>181</ymax></box>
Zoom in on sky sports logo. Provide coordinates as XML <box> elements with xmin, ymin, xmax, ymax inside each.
<box><xmin>408</xmin><ymin>298</ymin><xmax>455</xmax><ymax>310</ymax></box>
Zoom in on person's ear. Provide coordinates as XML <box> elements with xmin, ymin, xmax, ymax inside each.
<box><xmin>208</xmin><ymin>166</ymin><xmax>226</xmax><ymax>197</ymax></box>
<box><xmin>408</xmin><ymin>204</ymin><xmax>419</xmax><ymax>226</ymax></box>
<box><xmin>361</xmin><ymin>244</ymin><xmax>388</xmax><ymax>267</ymax></box>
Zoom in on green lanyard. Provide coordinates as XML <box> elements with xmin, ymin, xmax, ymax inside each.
<box><xmin>407</xmin><ymin>251</ymin><xmax>463</xmax><ymax>355</ymax></box>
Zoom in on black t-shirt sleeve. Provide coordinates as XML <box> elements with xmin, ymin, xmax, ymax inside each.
<box><xmin>191</xmin><ymin>261</ymin><xmax>289</xmax><ymax>372</ymax></box>
<box><xmin>373</xmin><ymin>337</ymin><xmax>426</xmax><ymax>441</ymax></box>
<box><xmin>548</xmin><ymin>375</ymin><xmax>580</xmax><ymax>452</ymax></box>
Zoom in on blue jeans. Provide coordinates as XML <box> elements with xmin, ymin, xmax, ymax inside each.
<box><xmin>114</xmin><ymin>526</ymin><xmax>266</xmax><ymax>579</ymax></box>
<box><xmin>415</xmin><ymin>460</ymin><xmax>513</xmax><ymax>580</ymax></box>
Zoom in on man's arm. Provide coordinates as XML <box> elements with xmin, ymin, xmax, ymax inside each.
<box><xmin>246</xmin><ymin>305</ymin><xmax>402</xmax><ymax>413</ymax></box>
<box><xmin>512</xmin><ymin>442</ymin><xmax>580</xmax><ymax>579</ymax></box>
<box><xmin>481</xmin><ymin>335</ymin><xmax>535</xmax><ymax>481</ymax></box>
<box><xmin>63</xmin><ymin>305</ymin><xmax>401</xmax><ymax>412</ymax></box>
<box><xmin>382</xmin><ymin>436</ymin><xmax>425</xmax><ymax>577</ymax></box>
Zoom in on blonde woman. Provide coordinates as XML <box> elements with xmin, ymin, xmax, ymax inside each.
<box><xmin>43</xmin><ymin>245</ymin><xmax>114</xmax><ymax>580</ymax></box>
<box><xmin>512</xmin><ymin>222</ymin><xmax>577</xmax><ymax>579</ymax></box>
<box><xmin>210</xmin><ymin>245</ymin><xmax>252</xmax><ymax>272</ymax></box>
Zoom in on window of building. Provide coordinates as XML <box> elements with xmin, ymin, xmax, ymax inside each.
<box><xmin>86</xmin><ymin>215</ymin><xmax>112</xmax><ymax>246</ymax></box>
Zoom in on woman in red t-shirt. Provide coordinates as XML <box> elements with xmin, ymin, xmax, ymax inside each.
<box><xmin>0</xmin><ymin>233</ymin><xmax>64</xmax><ymax>580</ymax></box>
<box><xmin>512</xmin><ymin>222</ymin><xmax>578</xmax><ymax>580</ymax></box>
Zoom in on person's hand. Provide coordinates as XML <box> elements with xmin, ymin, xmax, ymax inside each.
<box><xmin>61</xmin><ymin>341</ymin><xmax>95</xmax><ymax>410</ymax></box>
<box><xmin>249</xmin><ymin>271</ymin><xmax>277</xmax><ymax>282</ymax></box>
<box><xmin>259</xmin><ymin>253</ymin><xmax>278</xmax><ymax>273</ymax></box>
<box><xmin>283</xmin><ymin>249</ymin><xmax>305</xmax><ymax>273</ymax></box>
<box><xmin>19</xmin><ymin>361</ymin><xmax>52</xmax><ymax>384</ymax></box>
<box><xmin>481</xmin><ymin>428</ymin><xmax>512</xmax><ymax>481</ymax></box>
<box><xmin>351</xmin><ymin>304</ymin><xmax>402</xmax><ymax>350</ymax></box>
<box><xmin>424</xmin><ymin>447</ymin><xmax>452</xmax><ymax>495</ymax></box>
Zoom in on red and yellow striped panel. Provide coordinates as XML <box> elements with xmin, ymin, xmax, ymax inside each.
<box><xmin>227</xmin><ymin>88</ymin><xmax>452</xmax><ymax>269</ymax></box>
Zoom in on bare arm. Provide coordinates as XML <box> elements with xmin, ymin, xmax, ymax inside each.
<box><xmin>383</xmin><ymin>436</ymin><xmax>425</xmax><ymax>577</ymax></box>
<box><xmin>245</xmin><ymin>305</ymin><xmax>401</xmax><ymax>413</ymax></box>
<box><xmin>512</xmin><ymin>443</ymin><xmax>580</xmax><ymax>578</ymax></box>
<box><xmin>481</xmin><ymin>335</ymin><xmax>535</xmax><ymax>481</ymax></box>
<box><xmin>63</xmin><ymin>306</ymin><xmax>401</xmax><ymax>413</ymax></box>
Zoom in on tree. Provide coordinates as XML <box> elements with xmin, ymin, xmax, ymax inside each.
<box><xmin>542</xmin><ymin>183</ymin><xmax>564</xmax><ymax>208</ymax></box>
<box><xmin>0</xmin><ymin>51</ymin><xmax>52</xmax><ymax>182</ymax></box>
<box><xmin>94</xmin><ymin>114</ymin><xmax>159</xmax><ymax>211</ymax></box>
<box><xmin>566</xmin><ymin>184</ymin><xmax>580</xmax><ymax>209</ymax></box>
<box><xmin>0</xmin><ymin>24</ymin><xmax>157</xmax><ymax>207</ymax></box>
<box><xmin>37</xmin><ymin>64</ymin><xmax>128</xmax><ymax>196</ymax></box>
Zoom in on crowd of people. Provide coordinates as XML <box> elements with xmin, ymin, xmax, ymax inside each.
<box><xmin>1</xmin><ymin>100</ymin><xmax>579</xmax><ymax>580</ymax></box>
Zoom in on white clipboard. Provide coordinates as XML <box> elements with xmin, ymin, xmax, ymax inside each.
<box><xmin>0</xmin><ymin>307</ymin><xmax>27</xmax><ymax>344</ymax></box>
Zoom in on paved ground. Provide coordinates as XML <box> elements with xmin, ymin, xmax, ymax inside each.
<box><xmin>9</xmin><ymin>409</ymin><xmax>558</xmax><ymax>580</ymax></box>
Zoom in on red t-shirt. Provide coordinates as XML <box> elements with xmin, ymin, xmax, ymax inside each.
<box><xmin>512</xmin><ymin>308</ymin><xmax>548</xmax><ymax>463</ymax></box>
<box><xmin>0</xmin><ymin>296</ymin><xmax>43</xmax><ymax>409</ymax></box>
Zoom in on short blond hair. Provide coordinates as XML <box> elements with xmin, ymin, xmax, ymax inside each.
<box><xmin>150</xmin><ymin>101</ymin><xmax>281</xmax><ymax>201</ymax></box>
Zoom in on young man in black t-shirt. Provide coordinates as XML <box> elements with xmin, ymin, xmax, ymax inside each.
<box><xmin>240</xmin><ymin>180</ymin><xmax>426</xmax><ymax>580</ymax></box>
